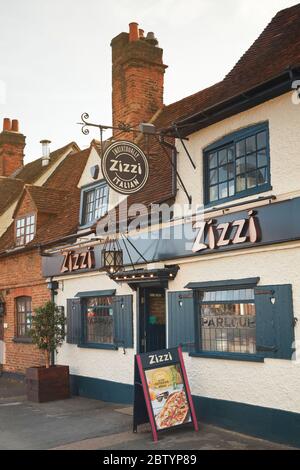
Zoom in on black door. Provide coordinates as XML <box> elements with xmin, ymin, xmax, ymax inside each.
<box><xmin>139</xmin><ymin>287</ymin><xmax>166</xmax><ymax>353</ymax></box>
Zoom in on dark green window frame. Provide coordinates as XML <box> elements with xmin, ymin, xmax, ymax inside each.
<box><xmin>203</xmin><ymin>122</ymin><xmax>271</xmax><ymax>207</ymax></box>
<box><xmin>81</xmin><ymin>295</ymin><xmax>115</xmax><ymax>349</ymax></box>
<box><xmin>80</xmin><ymin>180</ymin><xmax>109</xmax><ymax>227</ymax></box>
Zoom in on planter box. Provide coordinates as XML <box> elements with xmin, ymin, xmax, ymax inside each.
<box><xmin>26</xmin><ymin>365</ymin><xmax>70</xmax><ymax>402</ymax></box>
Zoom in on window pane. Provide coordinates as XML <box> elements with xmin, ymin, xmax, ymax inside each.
<box><xmin>218</xmin><ymin>183</ymin><xmax>228</xmax><ymax>199</ymax></box>
<box><xmin>236</xmin><ymin>157</ymin><xmax>245</xmax><ymax>175</ymax></box>
<box><xmin>208</xmin><ymin>153</ymin><xmax>217</xmax><ymax>168</ymax></box>
<box><xmin>17</xmin><ymin>297</ymin><xmax>32</xmax><ymax>338</ymax></box>
<box><xmin>257</xmin><ymin>167</ymin><xmax>267</xmax><ymax>185</ymax></box>
<box><xmin>199</xmin><ymin>298</ymin><xmax>256</xmax><ymax>354</ymax></box>
<box><xmin>218</xmin><ymin>165</ymin><xmax>228</xmax><ymax>183</ymax></box>
<box><xmin>86</xmin><ymin>296</ymin><xmax>114</xmax><ymax>344</ymax></box>
<box><xmin>83</xmin><ymin>184</ymin><xmax>108</xmax><ymax>225</ymax></box>
<box><xmin>246</xmin><ymin>153</ymin><xmax>257</xmax><ymax>172</ymax></box>
<box><xmin>206</xmin><ymin>126</ymin><xmax>269</xmax><ymax>203</ymax></box>
<box><xmin>257</xmin><ymin>149</ymin><xmax>267</xmax><ymax>168</ymax></box>
<box><xmin>236</xmin><ymin>174</ymin><xmax>246</xmax><ymax>192</ymax></box>
<box><xmin>247</xmin><ymin>171</ymin><xmax>257</xmax><ymax>189</ymax></box>
<box><xmin>209</xmin><ymin>185</ymin><xmax>218</xmax><ymax>202</ymax></box>
<box><xmin>209</xmin><ymin>169</ymin><xmax>218</xmax><ymax>185</ymax></box>
<box><xmin>218</xmin><ymin>149</ymin><xmax>227</xmax><ymax>165</ymax></box>
<box><xmin>227</xmin><ymin>146</ymin><xmax>234</xmax><ymax>162</ymax></box>
<box><xmin>246</xmin><ymin>135</ymin><xmax>256</xmax><ymax>154</ymax></box>
<box><xmin>236</xmin><ymin>140</ymin><xmax>246</xmax><ymax>157</ymax></box>
<box><xmin>228</xmin><ymin>180</ymin><xmax>234</xmax><ymax>196</ymax></box>
<box><xmin>257</xmin><ymin>131</ymin><xmax>267</xmax><ymax>150</ymax></box>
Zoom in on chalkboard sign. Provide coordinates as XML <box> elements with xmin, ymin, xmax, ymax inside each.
<box><xmin>133</xmin><ymin>346</ymin><xmax>198</xmax><ymax>441</ymax></box>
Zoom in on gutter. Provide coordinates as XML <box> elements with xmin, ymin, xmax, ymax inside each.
<box><xmin>0</xmin><ymin>228</ymin><xmax>95</xmax><ymax>259</ymax></box>
<box><xmin>170</xmin><ymin>67</ymin><xmax>300</xmax><ymax>137</ymax></box>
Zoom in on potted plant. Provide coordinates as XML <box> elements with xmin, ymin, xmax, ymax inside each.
<box><xmin>26</xmin><ymin>301</ymin><xmax>70</xmax><ymax>402</ymax></box>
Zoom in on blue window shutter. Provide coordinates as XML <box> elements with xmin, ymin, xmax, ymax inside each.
<box><xmin>168</xmin><ymin>291</ymin><xmax>195</xmax><ymax>351</ymax></box>
<box><xmin>113</xmin><ymin>295</ymin><xmax>133</xmax><ymax>349</ymax></box>
<box><xmin>255</xmin><ymin>285</ymin><xmax>295</xmax><ymax>359</ymax></box>
<box><xmin>66</xmin><ymin>298</ymin><xmax>82</xmax><ymax>344</ymax></box>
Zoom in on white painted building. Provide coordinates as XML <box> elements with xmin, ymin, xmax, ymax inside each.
<box><xmin>43</xmin><ymin>7</ymin><xmax>300</xmax><ymax>447</ymax></box>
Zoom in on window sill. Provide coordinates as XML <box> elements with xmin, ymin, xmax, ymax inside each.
<box><xmin>13</xmin><ymin>337</ymin><xmax>33</xmax><ymax>344</ymax></box>
<box><xmin>78</xmin><ymin>343</ymin><xmax>118</xmax><ymax>351</ymax></box>
<box><xmin>189</xmin><ymin>351</ymin><xmax>264</xmax><ymax>363</ymax></box>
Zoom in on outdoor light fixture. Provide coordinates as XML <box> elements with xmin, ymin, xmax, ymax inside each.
<box><xmin>47</xmin><ymin>281</ymin><xmax>59</xmax><ymax>291</ymax></box>
<box><xmin>90</xmin><ymin>165</ymin><xmax>100</xmax><ymax>180</ymax></box>
<box><xmin>101</xmin><ymin>237</ymin><xmax>124</xmax><ymax>274</ymax></box>
<box><xmin>139</xmin><ymin>122</ymin><xmax>156</xmax><ymax>135</ymax></box>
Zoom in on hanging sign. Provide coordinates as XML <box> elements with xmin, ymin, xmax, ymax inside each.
<box><xmin>102</xmin><ymin>141</ymin><xmax>149</xmax><ymax>195</ymax></box>
<box><xmin>133</xmin><ymin>346</ymin><xmax>198</xmax><ymax>441</ymax></box>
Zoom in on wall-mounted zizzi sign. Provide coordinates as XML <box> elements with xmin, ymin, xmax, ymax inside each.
<box><xmin>102</xmin><ymin>141</ymin><xmax>149</xmax><ymax>195</ymax></box>
<box><xmin>61</xmin><ymin>247</ymin><xmax>95</xmax><ymax>273</ymax></box>
<box><xmin>192</xmin><ymin>210</ymin><xmax>261</xmax><ymax>253</ymax></box>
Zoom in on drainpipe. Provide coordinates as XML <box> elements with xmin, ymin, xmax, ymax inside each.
<box><xmin>47</xmin><ymin>277</ymin><xmax>59</xmax><ymax>367</ymax></box>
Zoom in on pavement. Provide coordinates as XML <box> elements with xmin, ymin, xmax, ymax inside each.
<box><xmin>0</xmin><ymin>375</ymin><xmax>296</xmax><ymax>450</ymax></box>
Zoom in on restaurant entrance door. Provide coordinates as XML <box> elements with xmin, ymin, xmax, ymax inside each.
<box><xmin>139</xmin><ymin>287</ymin><xmax>166</xmax><ymax>353</ymax></box>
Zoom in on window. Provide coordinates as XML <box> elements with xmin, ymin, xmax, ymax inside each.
<box><xmin>197</xmin><ymin>289</ymin><xmax>256</xmax><ymax>354</ymax></box>
<box><xmin>16</xmin><ymin>296</ymin><xmax>32</xmax><ymax>338</ymax></box>
<box><xmin>81</xmin><ymin>182</ymin><xmax>109</xmax><ymax>226</ymax></box>
<box><xmin>16</xmin><ymin>214</ymin><xmax>36</xmax><ymax>246</ymax></box>
<box><xmin>85</xmin><ymin>296</ymin><xmax>114</xmax><ymax>344</ymax></box>
<box><xmin>204</xmin><ymin>123</ymin><xmax>270</xmax><ymax>205</ymax></box>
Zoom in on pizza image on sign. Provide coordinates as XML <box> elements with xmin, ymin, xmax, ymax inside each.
<box><xmin>102</xmin><ymin>141</ymin><xmax>149</xmax><ymax>195</ymax></box>
<box><xmin>145</xmin><ymin>364</ymin><xmax>192</xmax><ymax>431</ymax></box>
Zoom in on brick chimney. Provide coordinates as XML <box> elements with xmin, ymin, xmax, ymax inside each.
<box><xmin>0</xmin><ymin>118</ymin><xmax>25</xmax><ymax>177</ymax></box>
<box><xmin>111</xmin><ymin>23</ymin><xmax>167</xmax><ymax>138</ymax></box>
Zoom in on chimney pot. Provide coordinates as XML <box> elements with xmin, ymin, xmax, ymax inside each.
<box><xmin>139</xmin><ymin>29</ymin><xmax>144</xmax><ymax>39</ymax></box>
<box><xmin>3</xmin><ymin>118</ymin><xmax>11</xmax><ymax>132</ymax></box>
<box><xmin>129</xmin><ymin>22</ymin><xmax>139</xmax><ymax>42</ymax></box>
<box><xmin>146</xmin><ymin>32</ymin><xmax>159</xmax><ymax>46</ymax></box>
<box><xmin>11</xmin><ymin>119</ymin><xmax>19</xmax><ymax>132</ymax></box>
<box><xmin>40</xmin><ymin>139</ymin><xmax>51</xmax><ymax>166</ymax></box>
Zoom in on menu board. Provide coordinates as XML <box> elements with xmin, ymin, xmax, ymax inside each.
<box><xmin>133</xmin><ymin>347</ymin><xmax>198</xmax><ymax>442</ymax></box>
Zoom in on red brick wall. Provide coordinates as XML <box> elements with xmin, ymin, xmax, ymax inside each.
<box><xmin>111</xmin><ymin>32</ymin><xmax>167</xmax><ymax>138</ymax></box>
<box><xmin>0</xmin><ymin>249</ymin><xmax>49</xmax><ymax>373</ymax></box>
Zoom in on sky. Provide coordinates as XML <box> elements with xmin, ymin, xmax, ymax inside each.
<box><xmin>0</xmin><ymin>0</ymin><xmax>299</xmax><ymax>163</ymax></box>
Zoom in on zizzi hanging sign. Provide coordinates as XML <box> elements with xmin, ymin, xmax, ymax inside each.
<box><xmin>102</xmin><ymin>141</ymin><xmax>149</xmax><ymax>195</ymax></box>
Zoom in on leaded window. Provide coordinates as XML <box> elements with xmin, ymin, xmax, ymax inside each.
<box><xmin>16</xmin><ymin>296</ymin><xmax>32</xmax><ymax>338</ymax></box>
<box><xmin>81</xmin><ymin>182</ymin><xmax>109</xmax><ymax>225</ymax></box>
<box><xmin>197</xmin><ymin>289</ymin><xmax>256</xmax><ymax>354</ymax></box>
<box><xmin>85</xmin><ymin>296</ymin><xmax>114</xmax><ymax>344</ymax></box>
<box><xmin>205</xmin><ymin>123</ymin><xmax>270</xmax><ymax>205</ymax></box>
<box><xmin>16</xmin><ymin>214</ymin><xmax>36</xmax><ymax>246</ymax></box>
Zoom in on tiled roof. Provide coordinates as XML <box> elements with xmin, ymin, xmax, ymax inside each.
<box><xmin>13</xmin><ymin>142</ymin><xmax>80</xmax><ymax>183</ymax></box>
<box><xmin>0</xmin><ymin>148</ymin><xmax>90</xmax><ymax>253</ymax></box>
<box><xmin>0</xmin><ymin>177</ymin><xmax>24</xmax><ymax>214</ymax></box>
<box><xmin>23</xmin><ymin>185</ymin><xmax>69</xmax><ymax>215</ymax></box>
<box><xmin>26</xmin><ymin>148</ymin><xmax>91</xmax><ymax>246</ymax></box>
<box><xmin>154</xmin><ymin>3</ymin><xmax>300</xmax><ymax>132</ymax></box>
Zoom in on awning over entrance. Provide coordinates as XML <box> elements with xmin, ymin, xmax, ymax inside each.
<box><xmin>109</xmin><ymin>265</ymin><xmax>179</xmax><ymax>289</ymax></box>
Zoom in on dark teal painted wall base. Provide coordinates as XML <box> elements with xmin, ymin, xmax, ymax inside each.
<box><xmin>70</xmin><ymin>374</ymin><xmax>300</xmax><ymax>448</ymax></box>
<box><xmin>193</xmin><ymin>396</ymin><xmax>300</xmax><ymax>449</ymax></box>
<box><xmin>70</xmin><ymin>374</ymin><xmax>133</xmax><ymax>405</ymax></box>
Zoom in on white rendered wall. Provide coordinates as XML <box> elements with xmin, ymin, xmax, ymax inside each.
<box><xmin>56</xmin><ymin>271</ymin><xmax>136</xmax><ymax>386</ymax></box>
<box><xmin>166</xmin><ymin>242</ymin><xmax>300</xmax><ymax>414</ymax></box>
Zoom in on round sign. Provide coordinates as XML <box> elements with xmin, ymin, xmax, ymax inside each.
<box><xmin>101</xmin><ymin>141</ymin><xmax>149</xmax><ymax>195</ymax></box>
